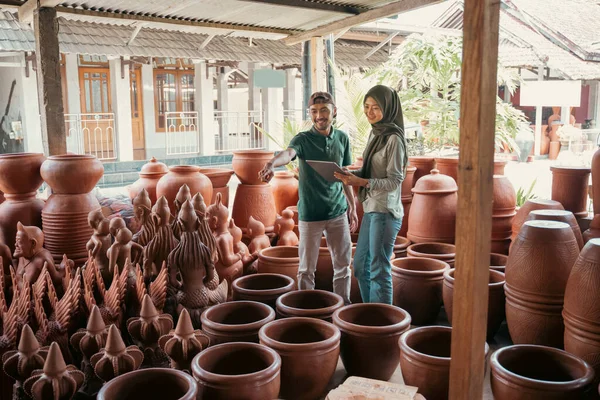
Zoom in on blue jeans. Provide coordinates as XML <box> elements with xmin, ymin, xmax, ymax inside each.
<box><xmin>354</xmin><ymin>212</ymin><xmax>402</xmax><ymax>304</ymax></box>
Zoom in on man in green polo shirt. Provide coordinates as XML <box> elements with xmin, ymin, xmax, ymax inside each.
<box><xmin>259</xmin><ymin>92</ymin><xmax>358</xmax><ymax>304</ymax></box>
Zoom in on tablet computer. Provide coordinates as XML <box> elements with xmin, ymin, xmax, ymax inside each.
<box><xmin>306</xmin><ymin>160</ymin><xmax>347</xmax><ymax>182</ymax></box>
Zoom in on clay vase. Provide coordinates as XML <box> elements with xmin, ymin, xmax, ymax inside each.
<box><xmin>257</xmin><ymin>246</ymin><xmax>300</xmax><ymax>287</ymax></box>
<box><xmin>526</xmin><ymin>209</ymin><xmax>584</xmax><ymax>249</ymax></box>
<box><xmin>400</xmin><ymin>326</ymin><xmax>489</xmax><ymax>400</ymax></box>
<box><xmin>549</xmin><ymin>141</ymin><xmax>561</xmax><ymax>160</ymax></box>
<box><xmin>391</xmin><ymin>257</ymin><xmax>449</xmax><ymax>325</ymax></box>
<box><xmin>444</xmin><ymin>268</ymin><xmax>506</xmax><ymax>339</ymax></box>
<box><xmin>494</xmin><ymin>159</ymin><xmax>508</xmax><ymax>175</ymax></box>
<box><xmin>191</xmin><ymin>342</ymin><xmax>281</xmax><ymax>400</ymax></box>
<box><xmin>41</xmin><ymin>154</ymin><xmax>104</xmax><ymax>265</ymax></box>
<box><xmin>97</xmin><ymin>368</ymin><xmax>198</xmax><ymax>400</ymax></box>
<box><xmin>408</xmin><ymin>170</ymin><xmax>458</xmax><ymax>244</ymax></box>
<box><xmin>490</xmin><ymin>253</ymin><xmax>509</xmax><ymax>273</ymax></box>
<box><xmin>399</xmin><ymin>166</ymin><xmax>416</xmax><ymax>237</ymax></box>
<box><xmin>408</xmin><ymin>156</ymin><xmax>436</xmax><ymax>187</ymax></box>
<box><xmin>259</xmin><ymin>317</ymin><xmax>340</xmax><ymax>400</ymax></box>
<box><xmin>407</xmin><ymin>242</ymin><xmax>456</xmax><ymax>268</ymax></box>
<box><xmin>200</xmin><ymin>300</ymin><xmax>275</xmax><ymax>345</ymax></box>
<box><xmin>198</xmin><ymin>167</ymin><xmax>234</xmax><ymax>208</ymax></box>
<box><xmin>551</xmin><ymin>166</ymin><xmax>591</xmax><ymax>218</ymax></box>
<box><xmin>492</xmin><ymin>175</ymin><xmax>517</xmax><ymax>255</ymax></box>
<box><xmin>232</xmin><ymin>184</ymin><xmax>277</xmax><ymax>233</ymax></box>
<box><xmin>276</xmin><ymin>289</ymin><xmax>344</xmax><ymax>322</ymax></box>
<box><xmin>393</xmin><ymin>236</ymin><xmax>411</xmax><ymax>258</ymax></box>
<box><xmin>435</xmin><ymin>156</ymin><xmax>459</xmax><ymax>182</ymax></box>
<box><xmin>232</xmin><ymin>273</ymin><xmax>295</xmax><ymax>310</ymax></box>
<box><xmin>0</xmin><ymin>153</ymin><xmax>45</xmax><ymax>254</ymax></box>
<box><xmin>128</xmin><ymin>157</ymin><xmax>168</xmax><ymax>205</ymax></box>
<box><xmin>231</xmin><ymin>150</ymin><xmax>274</xmax><ymax>185</ymax></box>
<box><xmin>490</xmin><ymin>345</ymin><xmax>594</xmax><ymax>400</ymax></box>
<box><xmin>505</xmin><ymin>220</ymin><xmax>580</xmax><ymax>348</ymax></box>
<box><xmin>156</xmin><ymin>165</ymin><xmax>213</xmax><ymax>212</ymax></box>
<box><xmin>511</xmin><ymin>199</ymin><xmax>564</xmax><ymax>243</ymax></box>
<box><xmin>270</xmin><ymin>171</ymin><xmax>299</xmax><ymax>215</ymax></box>
<box><xmin>332</xmin><ymin>303</ymin><xmax>411</xmax><ymax>381</ymax></box>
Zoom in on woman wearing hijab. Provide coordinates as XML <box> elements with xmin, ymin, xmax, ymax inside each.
<box><xmin>334</xmin><ymin>84</ymin><xmax>408</xmax><ymax>304</ymax></box>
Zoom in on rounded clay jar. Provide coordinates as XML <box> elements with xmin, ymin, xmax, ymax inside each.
<box><xmin>156</xmin><ymin>165</ymin><xmax>213</xmax><ymax>212</ymax></box>
<box><xmin>270</xmin><ymin>170</ymin><xmax>299</xmax><ymax>216</ymax></box>
<box><xmin>232</xmin><ymin>273</ymin><xmax>295</xmax><ymax>309</ymax></box>
<box><xmin>97</xmin><ymin>368</ymin><xmax>197</xmax><ymax>400</ymax></box>
<box><xmin>128</xmin><ymin>157</ymin><xmax>168</xmax><ymax>205</ymax></box>
<box><xmin>257</xmin><ymin>246</ymin><xmax>300</xmax><ymax>286</ymax></box>
<box><xmin>276</xmin><ymin>289</ymin><xmax>344</xmax><ymax>322</ymax></box>
<box><xmin>231</xmin><ymin>150</ymin><xmax>274</xmax><ymax>185</ymax></box>
<box><xmin>407</xmin><ymin>242</ymin><xmax>456</xmax><ymax>268</ymax></box>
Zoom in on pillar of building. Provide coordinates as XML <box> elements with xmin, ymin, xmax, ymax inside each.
<box><xmin>247</xmin><ymin>62</ymin><xmax>262</xmax><ymax>114</ymax></box>
<box><xmin>194</xmin><ymin>60</ymin><xmax>216</xmax><ymax>155</ymax></box>
<box><xmin>261</xmin><ymin>65</ymin><xmax>284</xmax><ymax>151</ymax></box>
<box><xmin>109</xmin><ymin>57</ymin><xmax>134</xmax><ymax>161</ymax></box>
<box><xmin>64</xmin><ymin>53</ymin><xmax>81</xmax><ymax>153</ymax></box>
<box><xmin>589</xmin><ymin>81</ymin><xmax>600</xmax><ymax>127</ymax></box>
<box><xmin>283</xmin><ymin>68</ymin><xmax>297</xmax><ymax>115</ymax></box>
<box><xmin>20</xmin><ymin>53</ymin><xmax>43</xmax><ymax>154</ymax></box>
<box><xmin>217</xmin><ymin>66</ymin><xmax>229</xmax><ymax>150</ymax></box>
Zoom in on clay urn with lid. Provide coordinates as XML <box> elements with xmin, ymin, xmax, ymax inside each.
<box><xmin>511</xmin><ymin>198</ymin><xmax>564</xmax><ymax>244</ymax></box>
<box><xmin>232</xmin><ymin>273</ymin><xmax>295</xmax><ymax>309</ymax></box>
<box><xmin>526</xmin><ymin>209</ymin><xmax>584</xmax><ymax>249</ymax></box>
<box><xmin>198</xmin><ymin>167</ymin><xmax>234</xmax><ymax>207</ymax></box>
<box><xmin>128</xmin><ymin>157</ymin><xmax>168</xmax><ymax>205</ymax></box>
<box><xmin>156</xmin><ymin>165</ymin><xmax>212</xmax><ymax>212</ymax></box>
<box><xmin>231</xmin><ymin>149</ymin><xmax>275</xmax><ymax>185</ymax></box>
<box><xmin>276</xmin><ymin>289</ymin><xmax>344</xmax><ymax>322</ymax></box>
<box><xmin>399</xmin><ymin>165</ymin><xmax>416</xmax><ymax>237</ymax></box>
<box><xmin>270</xmin><ymin>170</ymin><xmax>299</xmax><ymax>215</ymax></box>
<box><xmin>408</xmin><ymin>169</ymin><xmax>457</xmax><ymax>244</ymax></box>
<box><xmin>550</xmin><ymin>166</ymin><xmax>591</xmax><ymax>218</ymax></box>
<box><xmin>408</xmin><ymin>156</ymin><xmax>435</xmax><ymax>187</ymax></box>
<box><xmin>98</xmin><ymin>368</ymin><xmax>198</xmax><ymax>400</ymax></box>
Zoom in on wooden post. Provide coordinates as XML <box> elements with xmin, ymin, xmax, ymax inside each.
<box><xmin>34</xmin><ymin>7</ymin><xmax>66</xmax><ymax>156</ymax></box>
<box><xmin>302</xmin><ymin>41</ymin><xmax>312</xmax><ymax>115</ymax></box>
<box><xmin>449</xmin><ymin>0</ymin><xmax>500</xmax><ymax>399</ymax></box>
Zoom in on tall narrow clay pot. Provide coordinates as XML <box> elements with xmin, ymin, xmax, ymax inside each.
<box><xmin>231</xmin><ymin>150</ymin><xmax>274</xmax><ymax>185</ymax></box>
<box><xmin>200</xmin><ymin>301</ymin><xmax>275</xmax><ymax>345</ymax></box>
<box><xmin>551</xmin><ymin>166</ymin><xmax>591</xmax><ymax>218</ymax></box>
<box><xmin>526</xmin><ymin>209</ymin><xmax>584</xmax><ymax>249</ymax></box>
<box><xmin>408</xmin><ymin>156</ymin><xmax>435</xmax><ymax>187</ymax></box>
<box><xmin>156</xmin><ymin>165</ymin><xmax>213</xmax><ymax>212</ymax></box>
<box><xmin>492</xmin><ymin>175</ymin><xmax>517</xmax><ymax>254</ymax></box>
<box><xmin>0</xmin><ymin>153</ymin><xmax>45</xmax><ymax>254</ymax></box>
<box><xmin>399</xmin><ymin>166</ymin><xmax>416</xmax><ymax>237</ymax></box>
<box><xmin>276</xmin><ymin>289</ymin><xmax>344</xmax><ymax>322</ymax></box>
<box><xmin>257</xmin><ymin>246</ymin><xmax>300</xmax><ymax>286</ymax></box>
<box><xmin>232</xmin><ymin>273</ymin><xmax>295</xmax><ymax>309</ymax></box>
<box><xmin>232</xmin><ymin>184</ymin><xmax>277</xmax><ymax>233</ymax></box>
<box><xmin>198</xmin><ymin>167</ymin><xmax>234</xmax><ymax>207</ymax></box>
<box><xmin>97</xmin><ymin>368</ymin><xmax>197</xmax><ymax>400</ymax></box>
<box><xmin>128</xmin><ymin>157</ymin><xmax>168</xmax><ymax>206</ymax></box>
<box><xmin>270</xmin><ymin>171</ymin><xmax>299</xmax><ymax>216</ymax></box>
<box><xmin>511</xmin><ymin>199</ymin><xmax>564</xmax><ymax>243</ymax></box>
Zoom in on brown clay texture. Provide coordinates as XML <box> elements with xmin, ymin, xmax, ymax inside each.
<box><xmin>257</xmin><ymin>246</ymin><xmax>300</xmax><ymax>286</ymax></box>
<box><xmin>128</xmin><ymin>157</ymin><xmax>168</xmax><ymax>205</ymax></box>
<box><xmin>491</xmin><ymin>175</ymin><xmax>517</xmax><ymax>255</ymax></box>
<box><xmin>270</xmin><ymin>171</ymin><xmax>299</xmax><ymax>216</ymax></box>
<box><xmin>231</xmin><ymin>150</ymin><xmax>274</xmax><ymax>185</ymax></box>
<box><xmin>408</xmin><ymin>156</ymin><xmax>436</xmax><ymax>187</ymax></box>
<box><xmin>97</xmin><ymin>368</ymin><xmax>198</xmax><ymax>400</ymax></box>
<box><xmin>551</xmin><ymin>166</ymin><xmax>591</xmax><ymax>218</ymax></box>
<box><xmin>276</xmin><ymin>289</ymin><xmax>344</xmax><ymax>322</ymax></box>
<box><xmin>511</xmin><ymin>199</ymin><xmax>564</xmax><ymax>244</ymax></box>
<box><xmin>156</xmin><ymin>165</ymin><xmax>213</xmax><ymax>212</ymax></box>
<box><xmin>232</xmin><ymin>184</ymin><xmax>277</xmax><ymax>233</ymax></box>
<box><xmin>232</xmin><ymin>273</ymin><xmax>295</xmax><ymax>309</ymax></box>
<box><xmin>526</xmin><ymin>209</ymin><xmax>584</xmax><ymax>250</ymax></box>
<box><xmin>200</xmin><ymin>300</ymin><xmax>275</xmax><ymax>344</ymax></box>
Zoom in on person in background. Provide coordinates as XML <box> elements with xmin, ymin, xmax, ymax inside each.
<box><xmin>259</xmin><ymin>92</ymin><xmax>358</xmax><ymax>305</ymax></box>
<box><xmin>334</xmin><ymin>85</ymin><xmax>408</xmax><ymax>304</ymax></box>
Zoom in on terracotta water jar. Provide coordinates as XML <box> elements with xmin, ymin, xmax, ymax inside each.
<box><xmin>276</xmin><ymin>289</ymin><xmax>344</xmax><ymax>321</ymax></box>
<box><xmin>490</xmin><ymin>345</ymin><xmax>594</xmax><ymax>400</ymax></box>
<box><xmin>156</xmin><ymin>165</ymin><xmax>213</xmax><ymax>212</ymax></box>
<box><xmin>505</xmin><ymin>220</ymin><xmax>580</xmax><ymax>348</ymax></box>
<box><xmin>400</xmin><ymin>326</ymin><xmax>489</xmax><ymax>400</ymax></box>
<box><xmin>257</xmin><ymin>246</ymin><xmax>300</xmax><ymax>286</ymax></box>
<box><xmin>393</xmin><ymin>235</ymin><xmax>411</xmax><ymax>258</ymax></box>
<box><xmin>511</xmin><ymin>199</ymin><xmax>564</xmax><ymax>243</ymax></box>
<box><xmin>191</xmin><ymin>342</ymin><xmax>281</xmax><ymax>400</ymax></box>
<box><xmin>270</xmin><ymin>170</ymin><xmax>299</xmax><ymax>215</ymax></box>
<box><xmin>526</xmin><ymin>209</ymin><xmax>584</xmax><ymax>249</ymax></box>
<box><xmin>198</xmin><ymin>167</ymin><xmax>234</xmax><ymax>207</ymax></box>
<box><xmin>231</xmin><ymin>149</ymin><xmax>274</xmax><ymax>185</ymax></box>
<box><xmin>332</xmin><ymin>303</ymin><xmax>411</xmax><ymax>381</ymax></box>
<box><xmin>435</xmin><ymin>156</ymin><xmax>459</xmax><ymax>182</ymax></box>
<box><xmin>41</xmin><ymin>154</ymin><xmax>104</xmax><ymax>265</ymax></box>
<box><xmin>0</xmin><ymin>153</ymin><xmax>45</xmax><ymax>254</ymax></box>
<box><xmin>490</xmin><ymin>252</ymin><xmax>509</xmax><ymax>273</ymax></box>
<box><xmin>444</xmin><ymin>268</ymin><xmax>506</xmax><ymax>339</ymax></box>
<box><xmin>128</xmin><ymin>157</ymin><xmax>168</xmax><ymax>205</ymax></box>
<box><xmin>399</xmin><ymin>166</ymin><xmax>416</xmax><ymax>237</ymax></box>
<box><xmin>200</xmin><ymin>300</ymin><xmax>275</xmax><ymax>345</ymax></box>
<box><xmin>98</xmin><ymin>368</ymin><xmax>197</xmax><ymax>400</ymax></box>
<box><xmin>407</xmin><ymin>242</ymin><xmax>456</xmax><ymax>267</ymax></box>
<box><xmin>408</xmin><ymin>156</ymin><xmax>435</xmax><ymax>187</ymax></box>
<box><xmin>232</xmin><ymin>184</ymin><xmax>277</xmax><ymax>233</ymax></box>
<box><xmin>551</xmin><ymin>166</ymin><xmax>591</xmax><ymax>218</ymax></box>
<box><xmin>232</xmin><ymin>273</ymin><xmax>295</xmax><ymax>309</ymax></box>
<box><xmin>259</xmin><ymin>317</ymin><xmax>340</xmax><ymax>400</ymax></box>
<box><xmin>408</xmin><ymin>170</ymin><xmax>457</xmax><ymax>244</ymax></box>
<box><xmin>492</xmin><ymin>175</ymin><xmax>517</xmax><ymax>254</ymax></box>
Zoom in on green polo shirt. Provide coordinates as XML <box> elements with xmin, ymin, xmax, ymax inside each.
<box><xmin>288</xmin><ymin>126</ymin><xmax>352</xmax><ymax>222</ymax></box>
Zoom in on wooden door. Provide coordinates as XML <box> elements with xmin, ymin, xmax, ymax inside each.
<box><xmin>130</xmin><ymin>68</ymin><xmax>146</xmax><ymax>160</ymax></box>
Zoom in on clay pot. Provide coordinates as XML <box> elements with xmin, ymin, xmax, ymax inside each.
<box><xmin>435</xmin><ymin>156</ymin><xmax>459</xmax><ymax>182</ymax></box>
<box><xmin>41</xmin><ymin>154</ymin><xmax>104</xmax><ymax>194</ymax></box>
<box><xmin>316</xmin><ymin>237</ymin><xmax>357</xmax><ymax>292</ymax></box>
<box><xmin>276</xmin><ymin>289</ymin><xmax>344</xmax><ymax>322</ymax></box>
<box><xmin>408</xmin><ymin>170</ymin><xmax>457</xmax><ymax>244</ymax></box>
<box><xmin>192</xmin><ymin>342</ymin><xmax>281</xmax><ymax>400</ymax></box>
<box><xmin>156</xmin><ymin>165</ymin><xmax>213</xmax><ymax>211</ymax></box>
<box><xmin>490</xmin><ymin>345</ymin><xmax>594</xmax><ymax>400</ymax></box>
<box><xmin>232</xmin><ymin>150</ymin><xmax>274</xmax><ymax>185</ymax></box>
<box><xmin>259</xmin><ymin>317</ymin><xmax>340</xmax><ymax>400</ymax></box>
<box><xmin>408</xmin><ymin>156</ymin><xmax>436</xmax><ymax>187</ymax></box>
<box><xmin>443</xmin><ymin>268</ymin><xmax>506</xmax><ymax>339</ymax></box>
<box><xmin>97</xmin><ymin>368</ymin><xmax>197</xmax><ymax>400</ymax></box>
<box><xmin>332</xmin><ymin>303</ymin><xmax>411</xmax><ymax>381</ymax></box>
<box><xmin>257</xmin><ymin>246</ymin><xmax>300</xmax><ymax>286</ymax></box>
<box><xmin>490</xmin><ymin>253</ymin><xmax>509</xmax><ymax>273</ymax></box>
<box><xmin>407</xmin><ymin>242</ymin><xmax>456</xmax><ymax>267</ymax></box>
<box><xmin>200</xmin><ymin>301</ymin><xmax>276</xmax><ymax>344</ymax></box>
<box><xmin>232</xmin><ymin>184</ymin><xmax>277</xmax><ymax>233</ymax></box>
<box><xmin>270</xmin><ymin>171</ymin><xmax>299</xmax><ymax>215</ymax></box>
<box><xmin>398</xmin><ymin>166</ymin><xmax>416</xmax><ymax>237</ymax></box>
<box><xmin>551</xmin><ymin>166</ymin><xmax>591</xmax><ymax>218</ymax></box>
<box><xmin>492</xmin><ymin>175</ymin><xmax>517</xmax><ymax>255</ymax></box>
<box><xmin>505</xmin><ymin>220</ymin><xmax>580</xmax><ymax>348</ymax></box>
<box><xmin>400</xmin><ymin>326</ymin><xmax>489</xmax><ymax>400</ymax></box>
<box><xmin>526</xmin><ymin>209</ymin><xmax>584</xmax><ymax>249</ymax></box>
<box><xmin>494</xmin><ymin>159</ymin><xmax>508</xmax><ymax>175</ymax></box>
<box><xmin>393</xmin><ymin>235</ymin><xmax>411</xmax><ymax>258</ymax></box>
<box><xmin>232</xmin><ymin>273</ymin><xmax>295</xmax><ymax>309</ymax></box>
<box><xmin>198</xmin><ymin>167</ymin><xmax>234</xmax><ymax>206</ymax></box>
<box><xmin>0</xmin><ymin>153</ymin><xmax>45</xmax><ymax>253</ymax></box>
<box><xmin>511</xmin><ymin>199</ymin><xmax>564</xmax><ymax>243</ymax></box>
<box><xmin>549</xmin><ymin>141</ymin><xmax>561</xmax><ymax>160</ymax></box>
<box><xmin>128</xmin><ymin>157</ymin><xmax>168</xmax><ymax>205</ymax></box>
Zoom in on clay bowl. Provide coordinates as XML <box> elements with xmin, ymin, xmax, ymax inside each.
<box><xmin>276</xmin><ymin>289</ymin><xmax>344</xmax><ymax>322</ymax></box>
<box><xmin>490</xmin><ymin>345</ymin><xmax>595</xmax><ymax>399</ymax></box>
<box><xmin>232</xmin><ymin>273</ymin><xmax>295</xmax><ymax>309</ymax></box>
<box><xmin>333</xmin><ymin>303</ymin><xmax>411</xmax><ymax>381</ymax></box>
<box><xmin>97</xmin><ymin>368</ymin><xmax>197</xmax><ymax>400</ymax></box>
<box><xmin>231</xmin><ymin>150</ymin><xmax>274</xmax><ymax>185</ymax></box>
<box><xmin>257</xmin><ymin>246</ymin><xmax>300</xmax><ymax>287</ymax></box>
<box><xmin>490</xmin><ymin>253</ymin><xmax>509</xmax><ymax>273</ymax></box>
<box><xmin>259</xmin><ymin>317</ymin><xmax>340</xmax><ymax>400</ymax></box>
<box><xmin>200</xmin><ymin>301</ymin><xmax>275</xmax><ymax>345</ymax></box>
<box><xmin>192</xmin><ymin>342</ymin><xmax>281</xmax><ymax>400</ymax></box>
<box><xmin>0</xmin><ymin>153</ymin><xmax>45</xmax><ymax>194</ymax></box>
<box><xmin>41</xmin><ymin>154</ymin><xmax>104</xmax><ymax>194</ymax></box>
<box><xmin>198</xmin><ymin>167</ymin><xmax>235</xmax><ymax>188</ymax></box>
<box><xmin>407</xmin><ymin>242</ymin><xmax>456</xmax><ymax>267</ymax></box>
<box><xmin>400</xmin><ymin>326</ymin><xmax>489</xmax><ymax>400</ymax></box>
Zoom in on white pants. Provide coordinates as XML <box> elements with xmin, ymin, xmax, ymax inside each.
<box><xmin>298</xmin><ymin>213</ymin><xmax>352</xmax><ymax>304</ymax></box>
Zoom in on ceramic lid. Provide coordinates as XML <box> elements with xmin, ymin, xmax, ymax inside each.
<box><xmin>140</xmin><ymin>157</ymin><xmax>168</xmax><ymax>176</ymax></box>
<box><xmin>412</xmin><ymin>169</ymin><xmax>458</xmax><ymax>194</ymax></box>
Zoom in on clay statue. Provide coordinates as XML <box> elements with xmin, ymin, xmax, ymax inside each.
<box><xmin>143</xmin><ymin>196</ymin><xmax>178</xmax><ymax>281</ymax></box>
<box><xmin>0</xmin><ymin>240</ymin><xmax>12</xmax><ymax>277</ymax></box>
<box><xmin>248</xmin><ymin>216</ymin><xmax>271</xmax><ymax>255</ymax></box>
<box><xmin>172</xmin><ymin>184</ymin><xmax>192</xmax><ymax>241</ymax></box>
<box><xmin>192</xmin><ymin>193</ymin><xmax>218</xmax><ymax>263</ymax></box>
<box><xmin>276</xmin><ymin>209</ymin><xmax>299</xmax><ymax>246</ymax></box>
<box><xmin>109</xmin><ymin>217</ymin><xmax>126</xmax><ymax>242</ymax></box>
<box><xmin>86</xmin><ymin>210</ymin><xmax>112</xmax><ymax>283</ymax></box>
<box><xmin>107</xmin><ymin>227</ymin><xmax>143</xmax><ymax>277</ymax></box>
<box><xmin>132</xmin><ymin>189</ymin><xmax>157</xmax><ymax>248</ymax></box>
<box><xmin>229</xmin><ymin>219</ymin><xmax>255</xmax><ymax>274</ymax></box>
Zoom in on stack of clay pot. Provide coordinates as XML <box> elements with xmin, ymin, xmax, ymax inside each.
<box><xmin>270</xmin><ymin>170</ymin><xmax>298</xmax><ymax>216</ymax></box>
<box><xmin>399</xmin><ymin>165</ymin><xmax>416</xmax><ymax>237</ymax></box>
<box><xmin>156</xmin><ymin>165</ymin><xmax>212</xmax><ymax>212</ymax></box>
<box><xmin>550</xmin><ymin>166</ymin><xmax>591</xmax><ymax>218</ymax></box>
<box><xmin>198</xmin><ymin>167</ymin><xmax>234</xmax><ymax>207</ymax></box>
<box><xmin>231</xmin><ymin>150</ymin><xmax>277</xmax><ymax>233</ymax></box>
<box><xmin>41</xmin><ymin>154</ymin><xmax>104</xmax><ymax>266</ymax></box>
<box><xmin>128</xmin><ymin>157</ymin><xmax>169</xmax><ymax>206</ymax></box>
<box><xmin>491</xmin><ymin>175</ymin><xmax>517</xmax><ymax>254</ymax></box>
<box><xmin>584</xmin><ymin>147</ymin><xmax>600</xmax><ymax>242</ymax></box>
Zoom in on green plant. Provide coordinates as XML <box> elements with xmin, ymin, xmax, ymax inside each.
<box><xmin>254</xmin><ymin>118</ymin><xmax>311</xmax><ymax>172</ymax></box>
<box><xmin>516</xmin><ymin>178</ymin><xmax>538</xmax><ymax>207</ymax></box>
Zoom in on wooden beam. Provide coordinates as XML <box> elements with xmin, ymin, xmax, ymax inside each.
<box><xmin>282</xmin><ymin>0</ymin><xmax>440</xmax><ymax>46</ymax></box>
<box><xmin>199</xmin><ymin>34</ymin><xmax>216</xmax><ymax>50</ymax></box>
<box><xmin>34</xmin><ymin>7</ymin><xmax>66</xmax><ymax>156</ymax></box>
<box><xmin>364</xmin><ymin>31</ymin><xmax>399</xmax><ymax>59</ymax></box>
<box><xmin>340</xmin><ymin>31</ymin><xmax>404</xmax><ymax>44</ymax></box>
<box><xmin>236</xmin><ymin>0</ymin><xmax>365</xmax><ymax>15</ymax></box>
<box><xmin>19</xmin><ymin>0</ymin><xmax>61</xmax><ymax>23</ymax></box>
<box><xmin>127</xmin><ymin>23</ymin><xmax>145</xmax><ymax>46</ymax></box>
<box><xmin>448</xmin><ymin>0</ymin><xmax>500</xmax><ymax>399</ymax></box>
<box><xmin>333</xmin><ymin>27</ymin><xmax>350</xmax><ymax>41</ymax></box>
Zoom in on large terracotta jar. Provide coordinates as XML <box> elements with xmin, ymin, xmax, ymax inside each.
<box><xmin>490</xmin><ymin>252</ymin><xmax>509</xmax><ymax>273</ymax></box>
<box><xmin>492</xmin><ymin>175</ymin><xmax>517</xmax><ymax>254</ymax></box>
<box><xmin>408</xmin><ymin>170</ymin><xmax>457</xmax><ymax>244</ymax></box>
<box><xmin>391</xmin><ymin>257</ymin><xmax>449</xmax><ymax>325</ymax></box>
<box><xmin>407</xmin><ymin>242</ymin><xmax>456</xmax><ymax>268</ymax></box>
<box><xmin>200</xmin><ymin>301</ymin><xmax>275</xmax><ymax>345</ymax></box>
<box><xmin>399</xmin><ymin>166</ymin><xmax>416</xmax><ymax>237</ymax></box>
<box><xmin>444</xmin><ymin>268</ymin><xmax>506</xmax><ymax>339</ymax></box>
<box><xmin>0</xmin><ymin>153</ymin><xmax>45</xmax><ymax>254</ymax></box>
<box><xmin>408</xmin><ymin>156</ymin><xmax>435</xmax><ymax>187</ymax></box>
<box><xmin>232</xmin><ymin>184</ymin><xmax>277</xmax><ymax>233</ymax></box>
<box><xmin>41</xmin><ymin>154</ymin><xmax>104</xmax><ymax>266</ymax></box>
<box><xmin>198</xmin><ymin>167</ymin><xmax>234</xmax><ymax>207</ymax></box>
<box><xmin>128</xmin><ymin>157</ymin><xmax>168</xmax><ymax>206</ymax></box>
<box><xmin>511</xmin><ymin>199</ymin><xmax>564</xmax><ymax>243</ymax></box>
<box><xmin>257</xmin><ymin>246</ymin><xmax>300</xmax><ymax>286</ymax></box>
<box><xmin>435</xmin><ymin>156</ymin><xmax>459</xmax><ymax>182</ymax></box>
<box><xmin>505</xmin><ymin>220</ymin><xmax>579</xmax><ymax>348</ymax></box>
<box><xmin>332</xmin><ymin>303</ymin><xmax>411</xmax><ymax>381</ymax></box>
<box><xmin>97</xmin><ymin>368</ymin><xmax>197</xmax><ymax>400</ymax></box>
<box><xmin>232</xmin><ymin>273</ymin><xmax>295</xmax><ymax>309</ymax></box>
<box><xmin>551</xmin><ymin>166</ymin><xmax>591</xmax><ymax>218</ymax></box>
<box><xmin>156</xmin><ymin>165</ymin><xmax>213</xmax><ymax>211</ymax></box>
<box><xmin>490</xmin><ymin>345</ymin><xmax>594</xmax><ymax>400</ymax></box>
<box><xmin>270</xmin><ymin>170</ymin><xmax>298</xmax><ymax>215</ymax></box>
<box><xmin>276</xmin><ymin>289</ymin><xmax>344</xmax><ymax>322</ymax></box>
<box><xmin>231</xmin><ymin>150</ymin><xmax>274</xmax><ymax>185</ymax></box>
<box><xmin>191</xmin><ymin>342</ymin><xmax>281</xmax><ymax>400</ymax></box>
<box><xmin>259</xmin><ymin>317</ymin><xmax>340</xmax><ymax>400</ymax></box>
<box><xmin>526</xmin><ymin>209</ymin><xmax>584</xmax><ymax>249</ymax></box>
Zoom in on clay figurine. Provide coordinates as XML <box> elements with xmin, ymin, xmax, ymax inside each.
<box><xmin>229</xmin><ymin>219</ymin><xmax>256</xmax><ymax>274</ymax></box>
<box><xmin>107</xmin><ymin>227</ymin><xmax>143</xmax><ymax>277</ymax></box>
<box><xmin>248</xmin><ymin>216</ymin><xmax>271</xmax><ymax>255</ymax></box>
<box><xmin>86</xmin><ymin>210</ymin><xmax>112</xmax><ymax>283</ymax></box>
<box><xmin>158</xmin><ymin>308</ymin><xmax>210</xmax><ymax>371</ymax></box>
<box><xmin>132</xmin><ymin>189</ymin><xmax>157</xmax><ymax>248</ymax></box>
<box><xmin>0</xmin><ymin>240</ymin><xmax>12</xmax><ymax>277</ymax></box>
<box><xmin>276</xmin><ymin>209</ymin><xmax>299</xmax><ymax>246</ymax></box>
<box><xmin>172</xmin><ymin>184</ymin><xmax>192</xmax><ymax>240</ymax></box>
<box><xmin>143</xmin><ymin>196</ymin><xmax>178</xmax><ymax>282</ymax></box>
<box><xmin>90</xmin><ymin>324</ymin><xmax>143</xmax><ymax>382</ymax></box>
<box><xmin>109</xmin><ymin>217</ymin><xmax>126</xmax><ymax>241</ymax></box>
<box><xmin>192</xmin><ymin>193</ymin><xmax>218</xmax><ymax>263</ymax></box>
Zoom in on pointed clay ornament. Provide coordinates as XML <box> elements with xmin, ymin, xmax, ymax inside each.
<box><xmin>127</xmin><ymin>294</ymin><xmax>173</xmax><ymax>348</ymax></box>
<box><xmin>2</xmin><ymin>324</ymin><xmax>48</xmax><ymax>383</ymax></box>
<box><xmin>90</xmin><ymin>324</ymin><xmax>144</xmax><ymax>382</ymax></box>
<box><xmin>70</xmin><ymin>302</ymin><xmax>109</xmax><ymax>361</ymax></box>
<box><xmin>158</xmin><ymin>309</ymin><xmax>210</xmax><ymax>371</ymax></box>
